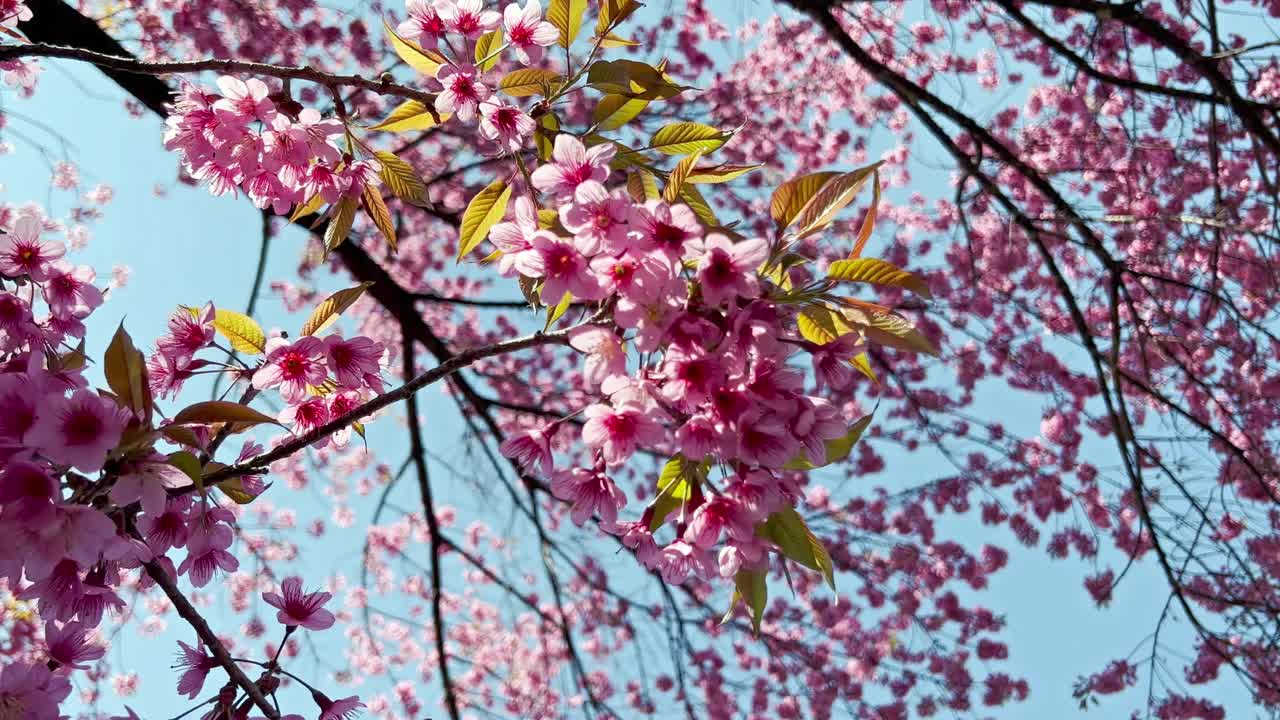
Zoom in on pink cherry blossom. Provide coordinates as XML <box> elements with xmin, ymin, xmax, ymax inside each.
<box><xmin>478</xmin><ymin>99</ymin><xmax>535</xmax><ymax>153</ymax></box>
<box><xmin>398</xmin><ymin>0</ymin><xmax>449</xmax><ymax>49</ymax></box>
<box><xmin>212</xmin><ymin>76</ymin><xmax>276</xmax><ymax>126</ymax></box>
<box><xmin>550</xmin><ymin>468</ymin><xmax>626</xmax><ymax>527</ymax></box>
<box><xmin>582</xmin><ymin>402</ymin><xmax>664</xmax><ymax>467</ymax></box>
<box><xmin>156</xmin><ymin>302</ymin><xmax>216</xmax><ymax>361</ymax></box>
<box><xmin>323</xmin><ymin>334</ymin><xmax>384</xmax><ymax>391</ymax></box>
<box><xmin>434</xmin><ymin>63</ymin><xmax>489</xmax><ymax>122</ymax></box>
<box><xmin>498</xmin><ymin>426</ymin><xmax>553</xmax><ymax>475</ymax></box>
<box><xmin>558</xmin><ymin>184</ymin><xmax>632</xmax><ymax>255</ymax></box>
<box><xmin>513</xmin><ymin>232</ymin><xmax>603</xmax><ymax>301</ymax></box>
<box><xmin>252</xmin><ymin>336</ymin><xmax>328</xmax><ymax>402</ymax></box>
<box><xmin>109</xmin><ymin>454</ymin><xmax>195</xmax><ymax>516</ymax></box>
<box><xmin>28</xmin><ymin>389</ymin><xmax>129</xmax><ymax>472</ymax></box>
<box><xmin>502</xmin><ymin>0</ymin><xmax>560</xmax><ymax>65</ymax></box>
<box><xmin>567</xmin><ymin>325</ymin><xmax>627</xmax><ymax>388</ymax></box>
<box><xmin>173</xmin><ymin>640</ymin><xmax>217</xmax><ymax>700</ymax></box>
<box><xmin>44</xmin><ymin>620</ymin><xmax>104</xmax><ymax>670</ymax></box>
<box><xmin>529</xmin><ymin>134</ymin><xmax>615</xmax><ymax>202</ymax></box>
<box><xmin>0</xmin><ymin>215</ymin><xmax>64</xmax><ymax>281</ymax></box>
<box><xmin>262</xmin><ymin>576</ymin><xmax>336</xmax><ymax>630</ymax></box>
<box><xmin>690</xmin><ymin>234</ymin><xmax>768</xmax><ymax>307</ymax></box>
<box><xmin>438</xmin><ymin>0</ymin><xmax>498</xmax><ymax>37</ymax></box>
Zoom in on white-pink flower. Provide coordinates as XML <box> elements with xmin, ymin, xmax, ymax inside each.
<box><xmin>439</xmin><ymin>0</ymin><xmax>500</xmax><ymax>36</ymax></box>
<box><xmin>0</xmin><ymin>215</ymin><xmax>64</xmax><ymax>281</ymax></box>
<box><xmin>252</xmin><ymin>336</ymin><xmax>328</xmax><ymax>403</ymax></box>
<box><xmin>529</xmin><ymin>134</ymin><xmax>615</xmax><ymax>202</ymax></box>
<box><xmin>28</xmin><ymin>390</ymin><xmax>130</xmax><ymax>472</ymax></box>
<box><xmin>550</xmin><ymin>468</ymin><xmax>625</xmax><ymax>527</ymax></box>
<box><xmin>478</xmin><ymin>100</ymin><xmax>536</xmax><ymax>152</ymax></box>
<box><xmin>502</xmin><ymin>0</ymin><xmax>560</xmax><ymax>65</ymax></box>
<box><xmin>689</xmin><ymin>234</ymin><xmax>769</xmax><ymax>307</ymax></box>
<box><xmin>582</xmin><ymin>402</ymin><xmax>664</xmax><ymax>467</ymax></box>
<box><xmin>398</xmin><ymin>0</ymin><xmax>449</xmax><ymax>49</ymax></box>
<box><xmin>435</xmin><ymin>63</ymin><xmax>490</xmax><ymax>122</ymax></box>
<box><xmin>212</xmin><ymin>76</ymin><xmax>276</xmax><ymax>126</ymax></box>
<box><xmin>567</xmin><ymin>325</ymin><xmax>627</xmax><ymax>388</ymax></box>
<box><xmin>262</xmin><ymin>576</ymin><xmax>336</xmax><ymax>631</ymax></box>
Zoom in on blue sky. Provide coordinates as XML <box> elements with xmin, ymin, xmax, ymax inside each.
<box><xmin>0</xmin><ymin>2</ymin><xmax>1259</xmax><ymax>718</ymax></box>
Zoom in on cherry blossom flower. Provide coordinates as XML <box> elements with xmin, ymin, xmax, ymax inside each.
<box><xmin>514</xmin><ymin>233</ymin><xmax>602</xmax><ymax>301</ymax></box>
<box><xmin>109</xmin><ymin>453</ymin><xmax>196</xmax><ymax>516</ymax></box>
<box><xmin>439</xmin><ymin>0</ymin><xmax>498</xmax><ymax>36</ymax></box>
<box><xmin>0</xmin><ymin>663</ymin><xmax>71</xmax><ymax>719</ymax></box>
<box><xmin>0</xmin><ymin>215</ymin><xmax>64</xmax><ymax>281</ymax></box>
<box><xmin>213</xmin><ymin>76</ymin><xmax>276</xmax><ymax>126</ymax></box>
<box><xmin>499</xmin><ymin>427</ymin><xmax>553</xmax><ymax>475</ymax></box>
<box><xmin>323</xmin><ymin>334</ymin><xmax>384</xmax><ymax>391</ymax></box>
<box><xmin>582</xmin><ymin>402</ymin><xmax>664</xmax><ymax>467</ymax></box>
<box><xmin>398</xmin><ymin>0</ymin><xmax>449</xmax><ymax>48</ymax></box>
<box><xmin>478</xmin><ymin>99</ymin><xmax>535</xmax><ymax>153</ymax></box>
<box><xmin>635</xmin><ymin>200</ymin><xmax>701</xmax><ymax>259</ymax></box>
<box><xmin>488</xmin><ymin>195</ymin><xmax>540</xmax><ymax>276</ymax></box>
<box><xmin>178</xmin><ymin>532</ymin><xmax>239</xmax><ymax>588</ymax></box>
<box><xmin>263</xmin><ymin>576</ymin><xmax>336</xmax><ymax>630</ymax></box>
<box><xmin>435</xmin><ymin>63</ymin><xmax>489</xmax><ymax>122</ymax></box>
<box><xmin>45</xmin><ymin>620</ymin><xmax>105</xmax><ymax>670</ymax></box>
<box><xmin>312</xmin><ymin>691</ymin><xmax>365</xmax><ymax>720</ymax></box>
<box><xmin>529</xmin><ymin>134</ymin><xmax>615</xmax><ymax>202</ymax></box>
<box><xmin>690</xmin><ymin>234</ymin><xmax>768</xmax><ymax>307</ymax></box>
<box><xmin>42</xmin><ymin>261</ymin><xmax>103</xmax><ymax>319</ymax></box>
<box><xmin>173</xmin><ymin>640</ymin><xmax>218</xmax><ymax>700</ymax></box>
<box><xmin>502</xmin><ymin>0</ymin><xmax>560</xmax><ymax>65</ymax></box>
<box><xmin>567</xmin><ymin>325</ymin><xmax>627</xmax><ymax>388</ymax></box>
<box><xmin>28</xmin><ymin>389</ymin><xmax>130</xmax><ymax>472</ymax></box>
<box><xmin>551</xmin><ymin>468</ymin><xmax>626</xmax><ymax>527</ymax></box>
<box><xmin>559</xmin><ymin>184</ymin><xmax>632</xmax><ymax>255</ymax></box>
<box><xmin>253</xmin><ymin>336</ymin><xmax>328</xmax><ymax>403</ymax></box>
<box><xmin>0</xmin><ymin>0</ymin><xmax>33</xmax><ymax>29</ymax></box>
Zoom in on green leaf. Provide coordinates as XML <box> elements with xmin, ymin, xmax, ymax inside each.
<box><xmin>211</xmin><ymin>309</ymin><xmax>266</xmax><ymax>354</ymax></box>
<box><xmin>593</xmin><ymin>93</ymin><xmax>648</xmax><ymax>130</ymax></box>
<box><xmin>375</xmin><ymin>151</ymin><xmax>428</xmax><ymax>205</ymax></box>
<box><xmin>546</xmin><ymin>0</ymin><xmax>585</xmax><ymax>48</ymax></box>
<box><xmin>587</xmin><ymin>59</ymin><xmax>687</xmax><ymax>99</ymax></box>
<box><xmin>369</xmin><ymin>99</ymin><xmax>445</xmax><ymax>132</ymax></box>
<box><xmin>384</xmin><ymin>20</ymin><xmax>446</xmax><ymax>76</ymax></box>
<box><xmin>216</xmin><ymin>477</ymin><xmax>258</xmax><ymax>504</ymax></box>
<box><xmin>595</xmin><ymin>0</ymin><xmax>643</xmax><ymax>34</ymax></box>
<box><xmin>686</xmin><ymin>163</ymin><xmax>764</xmax><ymax>184</ymax></box>
<box><xmin>301</xmin><ymin>282</ymin><xmax>374</xmax><ymax>336</ymax></box>
<box><xmin>647</xmin><ymin>454</ymin><xmax>706</xmax><ymax>531</ymax></box>
<box><xmin>789</xmin><ymin>161</ymin><xmax>884</xmax><ymax>239</ymax></box>
<box><xmin>851</xmin><ymin>352</ymin><xmax>878</xmax><ymax>385</ymax></box>
<box><xmin>759</xmin><ymin>507</ymin><xmax>836</xmax><ymax>590</ymax></box>
<box><xmin>172</xmin><ymin>401</ymin><xmax>282</xmax><ymax>430</ymax></box>
<box><xmin>544</xmin><ymin>291</ymin><xmax>573</xmax><ymax>330</ymax></box>
<box><xmin>677</xmin><ymin>184</ymin><xmax>718</xmax><ymax>228</ymax></box>
<box><xmin>361</xmin><ymin>185</ymin><xmax>397</xmax><ymax>251</ymax></box>
<box><xmin>626</xmin><ymin>169</ymin><xmax>659</xmax><ymax>203</ymax></box>
<box><xmin>324</xmin><ymin>196</ymin><xmax>359</xmax><ymax>252</ymax></box>
<box><xmin>770</xmin><ymin>171</ymin><xmax>840</xmax><ymax>231</ymax></box>
<box><xmin>499</xmin><ymin>68</ymin><xmax>562</xmax><ymax>97</ymax></box>
<box><xmin>783</xmin><ymin>413</ymin><xmax>874</xmax><ymax>470</ymax></box>
<box><xmin>103</xmin><ymin>322</ymin><xmax>150</xmax><ymax>422</ymax></box>
<box><xmin>474</xmin><ymin>29</ymin><xmax>503</xmax><ymax>71</ymax></box>
<box><xmin>535</xmin><ymin>113</ymin><xmax>560</xmax><ymax>161</ymax></box>
<box><xmin>649</xmin><ymin>122</ymin><xmax>730</xmax><ymax>155</ymax></box>
<box><xmin>167</xmin><ymin>451</ymin><xmax>204</xmax><ymax>491</ymax></box>
<box><xmin>457</xmin><ymin>179</ymin><xmax>513</xmax><ymax>261</ymax></box>
<box><xmin>827</xmin><ymin>258</ymin><xmax>931</xmax><ymax>299</ymax></box>
<box><xmin>796</xmin><ymin>305</ymin><xmax>854</xmax><ymax>346</ymax></box>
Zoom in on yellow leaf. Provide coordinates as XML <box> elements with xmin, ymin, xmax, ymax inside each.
<box><xmin>369</xmin><ymin>99</ymin><xmax>445</xmax><ymax>132</ymax></box>
<box><xmin>677</xmin><ymin>183</ymin><xmax>717</xmax><ymax>227</ymax></box>
<box><xmin>544</xmin><ymin>291</ymin><xmax>573</xmax><ymax>330</ymax></box>
<box><xmin>797</xmin><ymin>305</ymin><xmax>854</xmax><ymax>345</ymax></box>
<box><xmin>596</xmin><ymin>0</ymin><xmax>643</xmax><ymax>34</ymax></box>
<box><xmin>499</xmin><ymin>68</ymin><xmax>563</xmax><ymax>97</ymax></box>
<box><xmin>457</xmin><ymin>180</ymin><xmax>512</xmax><ymax>261</ymax></box>
<box><xmin>850</xmin><ymin>352</ymin><xmax>878</xmax><ymax>385</ymax></box>
<box><xmin>173</xmin><ymin>400</ymin><xmax>281</xmax><ymax>429</ymax></box>
<box><xmin>375</xmin><ymin>151</ymin><xmax>427</xmax><ymax>205</ymax></box>
<box><xmin>593</xmin><ymin>93</ymin><xmax>648</xmax><ymax>130</ymax></box>
<box><xmin>686</xmin><ymin>163</ymin><xmax>764</xmax><ymax>184</ymax></box>
<box><xmin>850</xmin><ymin>169</ymin><xmax>880</xmax><ymax>258</ymax></box>
<box><xmin>587</xmin><ymin>59</ymin><xmax>687</xmax><ymax>99</ymax></box>
<box><xmin>288</xmin><ymin>193</ymin><xmax>325</xmax><ymax>225</ymax></box>
<box><xmin>384</xmin><ymin>20</ymin><xmax>447</xmax><ymax>76</ymax></box>
<box><xmin>213</xmin><ymin>309</ymin><xmax>266</xmax><ymax>354</ymax></box>
<box><xmin>789</xmin><ymin>161</ymin><xmax>884</xmax><ymax>239</ymax></box>
<box><xmin>841</xmin><ymin>307</ymin><xmax>940</xmax><ymax>357</ymax></box>
<box><xmin>626</xmin><ymin>169</ymin><xmax>658</xmax><ymax>203</ymax></box>
<box><xmin>361</xmin><ymin>185</ymin><xmax>397</xmax><ymax>251</ymax></box>
<box><xmin>324</xmin><ymin>196</ymin><xmax>359</xmax><ymax>251</ymax></box>
<box><xmin>598</xmin><ymin>32</ymin><xmax>640</xmax><ymax>48</ymax></box>
<box><xmin>770</xmin><ymin>171</ymin><xmax>839</xmax><ymax>231</ymax></box>
<box><xmin>649</xmin><ymin>121</ymin><xmax>730</xmax><ymax>155</ymax></box>
<box><xmin>535</xmin><ymin>113</ymin><xmax>560</xmax><ymax>161</ymax></box>
<box><xmin>546</xmin><ymin>0</ymin><xmax>585</xmax><ymax>48</ymax></box>
<box><xmin>723</xmin><ymin>568</ymin><xmax>768</xmax><ymax>638</ymax></box>
<box><xmin>827</xmin><ymin>257</ymin><xmax>931</xmax><ymax>299</ymax></box>
<box><xmin>647</xmin><ymin>454</ymin><xmax>705</xmax><ymax>531</ymax></box>
<box><xmin>662</xmin><ymin>148</ymin><xmax>703</xmax><ymax>203</ymax></box>
<box><xmin>301</xmin><ymin>282</ymin><xmax>374</xmax><ymax>337</ymax></box>
<box><xmin>474</xmin><ymin>29</ymin><xmax>503</xmax><ymax>71</ymax></box>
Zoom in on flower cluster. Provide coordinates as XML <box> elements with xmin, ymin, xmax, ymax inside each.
<box><xmin>497</xmin><ymin>134</ymin><xmax>865</xmax><ymax>585</ymax></box>
<box><xmin>163</xmin><ymin>78</ymin><xmax>377</xmax><ymax>213</ymax></box>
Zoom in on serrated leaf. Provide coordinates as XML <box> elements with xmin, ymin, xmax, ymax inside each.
<box><xmin>596</xmin><ymin>0</ymin><xmax>643</xmax><ymax>34</ymax></box>
<box><xmin>457</xmin><ymin>180</ymin><xmax>512</xmax><ymax>261</ymax></box>
<box><xmin>850</xmin><ymin>352</ymin><xmax>878</xmax><ymax>385</ymax></box>
<box><xmin>535</xmin><ymin>113</ymin><xmax>560</xmax><ymax>161</ymax></box>
<box><xmin>732</xmin><ymin>568</ymin><xmax>768</xmax><ymax>637</ymax></box>
<box><xmin>598</xmin><ymin>32</ymin><xmax>640</xmax><ymax>48</ymax></box>
<box><xmin>797</xmin><ymin>305</ymin><xmax>854</xmax><ymax>346</ymax></box>
<box><xmin>160</xmin><ymin>424</ymin><xmax>204</xmax><ymax>449</ymax></box>
<box><xmin>289</xmin><ymin>193</ymin><xmax>326</xmax><ymax>225</ymax></box>
<box><xmin>759</xmin><ymin>507</ymin><xmax>835</xmax><ymax>590</ymax></box>
<box><xmin>783</xmin><ymin>412</ymin><xmax>873</xmax><ymax>471</ymax></box>
<box><xmin>216</xmin><ymin>477</ymin><xmax>258</xmax><ymax>504</ymax></box>
<box><xmin>104</xmin><ymin>323</ymin><xmax>150</xmax><ymax>422</ymax></box>
<box><xmin>499</xmin><ymin>68</ymin><xmax>562</xmax><ymax>97</ymax></box>
<box><xmin>58</xmin><ymin>339</ymin><xmax>87</xmax><ymax>372</ymax></box>
<box><xmin>536</xmin><ymin>208</ymin><xmax>559</xmax><ymax>230</ymax></box>
<box><xmin>173</xmin><ymin>401</ymin><xmax>281</xmax><ymax>430</ymax></box>
<box><xmin>301</xmin><ymin>282</ymin><xmax>374</xmax><ymax>337</ymax></box>
<box><xmin>375</xmin><ymin>151</ymin><xmax>427</xmax><ymax>205</ymax></box>
<box><xmin>827</xmin><ymin>258</ymin><xmax>931</xmax><ymax>299</ymax></box>
<box><xmin>474</xmin><ymin>29</ymin><xmax>503</xmax><ymax>71</ymax></box>
<box><xmin>650</xmin><ymin>122</ymin><xmax>729</xmax><ymax>155</ymax></box>
<box><xmin>587</xmin><ymin>59</ymin><xmax>687</xmax><ymax>99</ymax></box>
<box><xmin>770</xmin><ymin>171</ymin><xmax>839</xmax><ymax>231</ymax></box>
<box><xmin>789</xmin><ymin>161</ymin><xmax>883</xmax><ymax>239</ymax></box>
<box><xmin>211</xmin><ymin>309</ymin><xmax>266</xmax><ymax>354</ymax></box>
<box><xmin>324</xmin><ymin>196</ymin><xmax>358</xmax><ymax>252</ymax></box>
<box><xmin>647</xmin><ymin>454</ymin><xmax>707</xmax><ymax>531</ymax></box>
<box><xmin>384</xmin><ymin>20</ymin><xmax>447</xmax><ymax>76</ymax></box>
<box><xmin>593</xmin><ymin>93</ymin><xmax>648</xmax><ymax>130</ymax></box>
<box><xmin>547</xmin><ymin>0</ymin><xmax>585</xmax><ymax>48</ymax></box>
<box><xmin>841</xmin><ymin>307</ymin><xmax>940</xmax><ymax>357</ymax></box>
<box><xmin>687</xmin><ymin>163</ymin><xmax>763</xmax><ymax>184</ymax></box>
<box><xmin>370</xmin><ymin>99</ymin><xmax>445</xmax><ymax>132</ymax></box>
<box><xmin>544</xmin><ymin>291</ymin><xmax>573</xmax><ymax>330</ymax></box>
<box><xmin>662</xmin><ymin>148</ymin><xmax>703</xmax><ymax>203</ymax></box>
<box><xmin>361</xmin><ymin>185</ymin><xmax>397</xmax><ymax>251</ymax></box>
<box><xmin>678</xmin><ymin>184</ymin><xmax>717</xmax><ymax>227</ymax></box>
